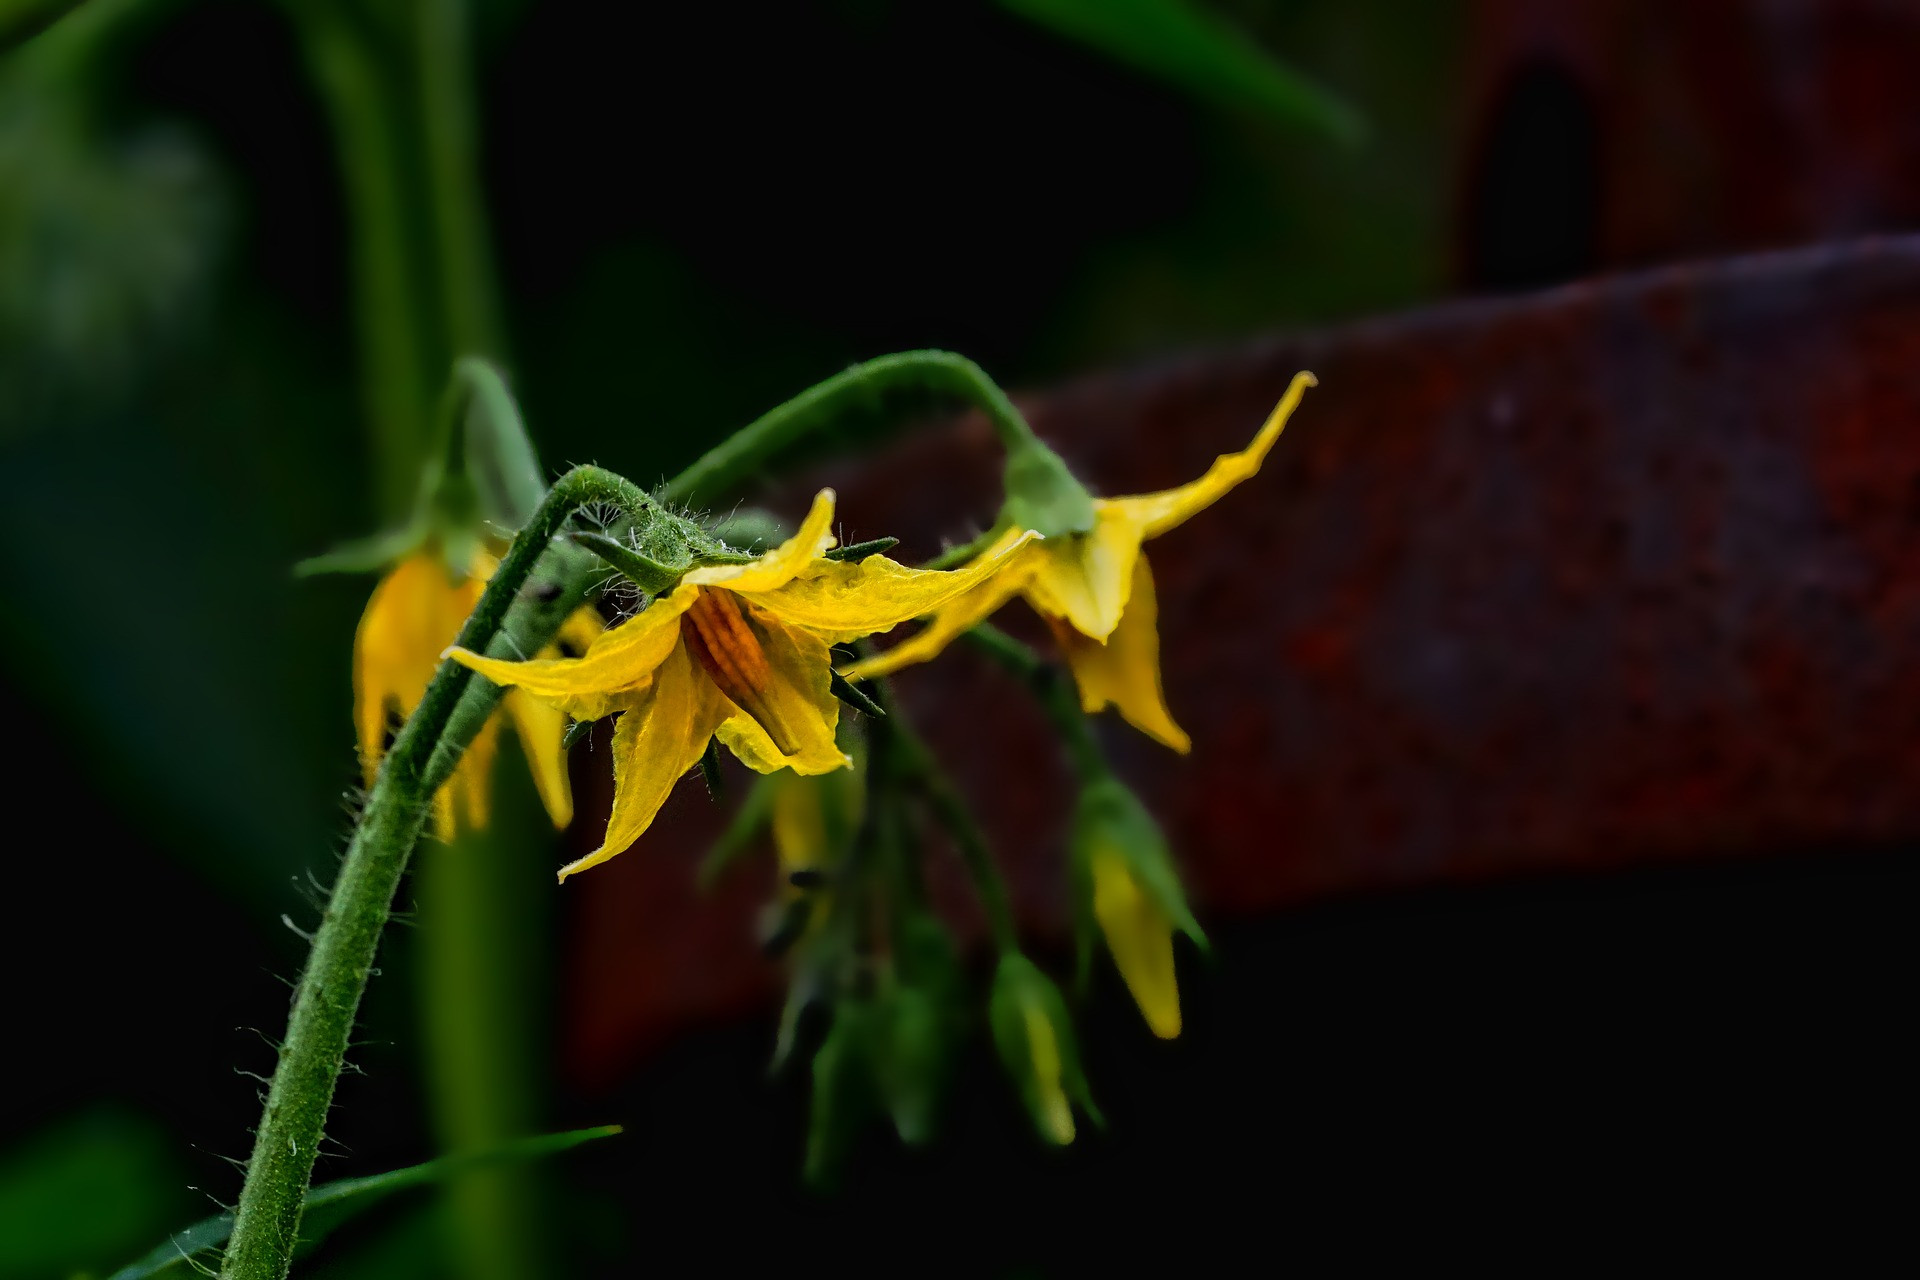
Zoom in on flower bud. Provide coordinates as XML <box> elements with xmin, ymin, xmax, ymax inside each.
<box><xmin>804</xmin><ymin>1001</ymin><xmax>875</xmax><ymax>1190</ymax></box>
<box><xmin>988</xmin><ymin>954</ymin><xmax>1100</xmax><ymax>1145</ymax></box>
<box><xmin>1072</xmin><ymin>776</ymin><xmax>1207</xmax><ymax>1039</ymax></box>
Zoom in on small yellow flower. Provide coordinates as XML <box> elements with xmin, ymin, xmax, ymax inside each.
<box><xmin>447</xmin><ymin>489</ymin><xmax>1033</xmax><ymax>881</ymax></box>
<box><xmin>843</xmin><ymin>371</ymin><xmax>1316</xmax><ymax>752</ymax></box>
<box><xmin>354</xmin><ymin>550</ymin><xmax>603</xmax><ymax>842</ymax></box>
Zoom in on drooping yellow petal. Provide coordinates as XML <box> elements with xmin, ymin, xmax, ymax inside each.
<box><xmin>836</xmin><ymin>544</ymin><xmax>1041</xmax><ymax>683</ymax></box>
<box><xmin>701</xmin><ymin>605</ymin><xmax>849</xmax><ymax>776</ymax></box>
<box><xmin>503</xmin><ymin>688</ymin><xmax>573</xmax><ymax>828</ymax></box>
<box><xmin>1104</xmin><ymin>370</ymin><xmax>1315</xmax><ymax>540</ymax></box>
<box><xmin>1020</xmin><ymin>507</ymin><xmax>1149</xmax><ymax>642</ymax></box>
<box><xmin>1091</xmin><ymin>845</ymin><xmax>1182</xmax><ymax>1039</ymax></box>
<box><xmin>557</xmin><ymin>640</ymin><xmax>729</xmax><ymax>881</ymax></box>
<box><xmin>684</xmin><ymin>489</ymin><xmax>838</xmax><ymax>594</ymax></box>
<box><xmin>1021</xmin><ymin>1002</ymin><xmax>1076</xmax><ymax>1145</ymax></box>
<box><xmin>445</xmin><ymin>585</ymin><xmax>693</xmax><ymax>721</ymax></box>
<box><xmin>354</xmin><ymin>553</ymin><xmax>484</xmax><ymax>784</ymax></box>
<box><xmin>1047</xmin><ymin>554</ymin><xmax>1189</xmax><ymax>753</ymax></box>
<box><xmin>552</xmin><ymin>602</ymin><xmax>605</xmax><ymax>656</ymax></box>
<box><xmin>742</xmin><ymin>526</ymin><xmax>1038</xmax><ymax>643</ymax></box>
<box><xmin>770</xmin><ymin>774</ymin><xmax>830</xmax><ymax>878</ymax></box>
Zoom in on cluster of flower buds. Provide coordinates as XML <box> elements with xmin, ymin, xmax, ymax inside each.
<box><xmin>315</xmin><ymin>352</ymin><xmax>1314</xmax><ymax>1179</ymax></box>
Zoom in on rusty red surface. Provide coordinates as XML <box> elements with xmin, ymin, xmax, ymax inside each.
<box><xmin>559</xmin><ymin>236</ymin><xmax>1920</xmax><ymax>1088</ymax></box>
<box><xmin>1464</xmin><ymin>0</ymin><xmax>1920</xmax><ymax>274</ymax></box>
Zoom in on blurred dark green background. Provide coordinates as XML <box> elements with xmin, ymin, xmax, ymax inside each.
<box><xmin>3</xmin><ymin>0</ymin><xmax>1909</xmax><ymax>1275</ymax></box>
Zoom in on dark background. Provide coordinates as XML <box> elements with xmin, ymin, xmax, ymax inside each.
<box><xmin>2</xmin><ymin>1</ymin><xmax>1914</xmax><ymax>1273</ymax></box>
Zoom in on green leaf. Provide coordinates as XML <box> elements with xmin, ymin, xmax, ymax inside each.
<box><xmin>105</xmin><ymin>1126</ymin><xmax>622</xmax><ymax>1279</ymax></box>
<box><xmin>0</xmin><ymin>0</ymin><xmax>85</xmax><ymax>57</ymax></box>
<box><xmin>998</xmin><ymin>0</ymin><xmax>1364</xmax><ymax>145</ymax></box>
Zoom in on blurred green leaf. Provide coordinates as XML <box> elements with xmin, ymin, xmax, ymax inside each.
<box><xmin>997</xmin><ymin>0</ymin><xmax>1363</xmax><ymax>144</ymax></box>
<box><xmin>106</xmin><ymin>1125</ymin><xmax>621</xmax><ymax>1279</ymax></box>
<box><xmin>0</xmin><ymin>1107</ymin><xmax>193</xmax><ymax>1280</ymax></box>
<box><xmin>300</xmin><ymin>1200</ymin><xmax>450</xmax><ymax>1280</ymax></box>
<box><xmin>0</xmin><ymin>0</ymin><xmax>83</xmax><ymax>55</ymax></box>
<box><xmin>1</xmin><ymin>0</ymin><xmax>227</xmax><ymax>439</ymax></box>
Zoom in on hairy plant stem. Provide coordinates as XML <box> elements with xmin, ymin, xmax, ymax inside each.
<box><xmin>222</xmin><ymin>467</ymin><xmax>653</xmax><ymax>1280</ymax></box>
<box><xmin>660</xmin><ymin>350</ymin><xmax>1039</xmax><ymax>507</ymax></box>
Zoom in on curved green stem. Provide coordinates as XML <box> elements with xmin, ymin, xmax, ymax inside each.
<box><xmin>222</xmin><ymin>467</ymin><xmax>653</xmax><ymax>1280</ymax></box>
<box><xmin>660</xmin><ymin>350</ymin><xmax>1039</xmax><ymax>507</ymax></box>
<box><xmin>962</xmin><ymin>623</ymin><xmax>1107</xmax><ymax>782</ymax></box>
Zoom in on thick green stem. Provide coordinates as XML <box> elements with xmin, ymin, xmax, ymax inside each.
<box><xmin>292</xmin><ymin>4</ymin><xmax>437</xmax><ymax>524</ymax></box>
<box><xmin>222</xmin><ymin>467</ymin><xmax>652</xmax><ymax>1280</ymax></box>
<box><xmin>416</xmin><ymin>0</ymin><xmax>501</xmax><ymax>360</ymax></box>
<box><xmin>963</xmin><ymin>623</ymin><xmax>1107</xmax><ymax>782</ymax></box>
<box><xmin>660</xmin><ymin>350</ymin><xmax>1039</xmax><ymax>507</ymax></box>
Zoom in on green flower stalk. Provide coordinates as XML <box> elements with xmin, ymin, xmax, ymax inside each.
<box><xmin>222</xmin><ymin>466</ymin><xmax>660</xmax><ymax>1279</ymax></box>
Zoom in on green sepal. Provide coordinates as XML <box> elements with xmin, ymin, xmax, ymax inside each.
<box><xmin>988</xmin><ymin>954</ymin><xmax>1103</xmax><ymax>1145</ymax></box>
<box><xmin>829</xmin><ymin>668</ymin><xmax>886</xmax><ymax>718</ymax></box>
<box><xmin>698</xmin><ymin>735</ymin><xmax>726</xmax><ymax>800</ymax></box>
<box><xmin>571</xmin><ymin>530</ymin><xmax>687</xmax><ymax>595</ymax></box>
<box><xmin>1000</xmin><ymin>434</ymin><xmax>1096</xmax><ymax>538</ymax></box>
<box><xmin>758</xmin><ymin>894</ymin><xmax>815</xmax><ymax>958</ymax></box>
<box><xmin>825</xmin><ymin>536</ymin><xmax>899</xmax><ymax>563</ymax></box>
<box><xmin>561</xmin><ymin>718</ymin><xmax>593</xmax><ymax>751</ymax></box>
<box><xmin>1073</xmin><ymin>776</ymin><xmax>1208</xmax><ymax>950</ymax></box>
<box><xmin>292</xmin><ymin>521</ymin><xmax>428</xmax><ymax>577</ymax></box>
<box><xmin>771</xmin><ymin>950</ymin><xmax>831</xmax><ymax>1074</ymax></box>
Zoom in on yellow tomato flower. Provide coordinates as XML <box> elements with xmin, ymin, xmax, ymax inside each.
<box><xmin>842</xmin><ymin>371</ymin><xmax>1316</xmax><ymax>752</ymax></box>
<box><xmin>447</xmin><ymin>489</ymin><xmax>1033</xmax><ymax>881</ymax></box>
<box><xmin>354</xmin><ymin>551</ymin><xmax>603</xmax><ymax>842</ymax></box>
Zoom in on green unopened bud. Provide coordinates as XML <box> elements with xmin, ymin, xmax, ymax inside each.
<box><xmin>1000</xmin><ymin>434</ymin><xmax>1096</xmax><ymax>538</ymax></box>
<box><xmin>871</xmin><ymin>914</ymin><xmax>962</xmax><ymax>1146</ymax></box>
<box><xmin>1073</xmin><ymin>776</ymin><xmax>1206</xmax><ymax>1040</ymax></box>
<box><xmin>805</xmin><ymin>1001</ymin><xmax>875</xmax><ymax>1190</ymax></box>
<box><xmin>989</xmin><ymin>954</ymin><xmax>1101</xmax><ymax>1145</ymax></box>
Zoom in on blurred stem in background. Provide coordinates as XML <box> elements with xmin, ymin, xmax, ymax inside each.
<box><xmin>287</xmin><ymin>1</ymin><xmax>545</xmax><ymax>1276</ymax></box>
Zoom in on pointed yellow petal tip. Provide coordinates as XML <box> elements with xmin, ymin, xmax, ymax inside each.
<box><xmin>1143</xmin><ymin>997</ymin><xmax>1182</xmax><ymax>1041</ymax></box>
